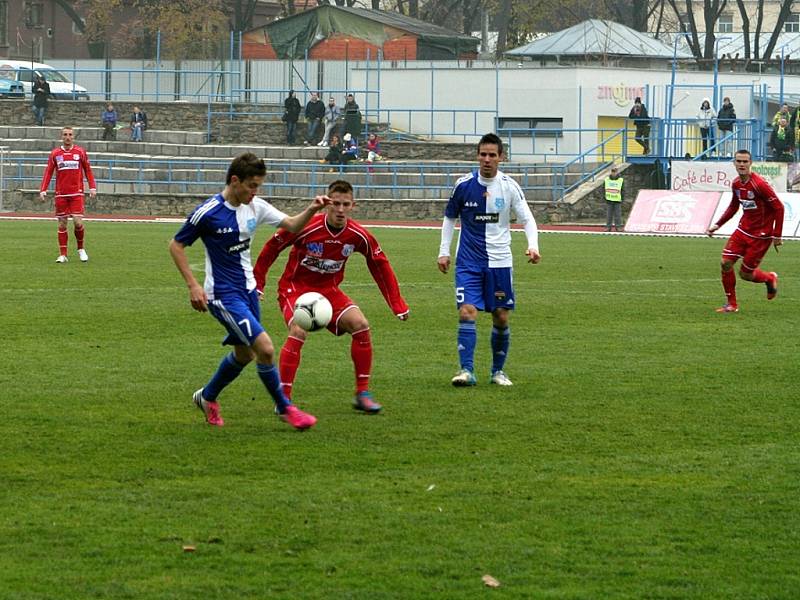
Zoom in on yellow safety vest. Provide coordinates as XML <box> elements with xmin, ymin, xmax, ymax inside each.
<box><xmin>604</xmin><ymin>177</ymin><xmax>623</xmax><ymax>202</ymax></box>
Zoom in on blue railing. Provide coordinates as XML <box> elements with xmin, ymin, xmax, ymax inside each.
<box><xmin>10</xmin><ymin>156</ymin><xmax>570</xmax><ymax>201</ymax></box>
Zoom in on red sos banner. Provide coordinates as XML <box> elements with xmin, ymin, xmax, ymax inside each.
<box><xmin>625</xmin><ymin>190</ymin><xmax>723</xmax><ymax>234</ymax></box>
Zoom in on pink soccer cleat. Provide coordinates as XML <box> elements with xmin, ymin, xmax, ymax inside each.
<box><xmin>280</xmin><ymin>405</ymin><xmax>317</xmax><ymax>430</ymax></box>
<box><xmin>715</xmin><ymin>304</ymin><xmax>739</xmax><ymax>314</ymax></box>
<box><xmin>193</xmin><ymin>388</ymin><xmax>224</xmax><ymax>426</ymax></box>
<box><xmin>766</xmin><ymin>272</ymin><xmax>778</xmax><ymax>300</ymax></box>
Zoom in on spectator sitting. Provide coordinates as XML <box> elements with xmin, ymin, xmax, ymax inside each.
<box><xmin>323</xmin><ymin>134</ymin><xmax>343</xmax><ymax>170</ymax></box>
<box><xmin>770</xmin><ymin>117</ymin><xmax>794</xmax><ymax>162</ymax></box>
<box><xmin>365</xmin><ymin>133</ymin><xmax>382</xmax><ymax>173</ymax></box>
<box><xmin>101</xmin><ymin>103</ymin><xmax>118</xmax><ymax>141</ymax></box>
<box><xmin>130</xmin><ymin>106</ymin><xmax>148</xmax><ymax>142</ymax></box>
<box><xmin>341</xmin><ymin>133</ymin><xmax>358</xmax><ymax>166</ymax></box>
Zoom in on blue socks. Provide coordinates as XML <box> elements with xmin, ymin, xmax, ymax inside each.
<box><xmin>457</xmin><ymin>319</ymin><xmax>477</xmax><ymax>372</ymax></box>
<box><xmin>257</xmin><ymin>363</ymin><xmax>291</xmax><ymax>413</ymax></box>
<box><xmin>204</xmin><ymin>353</ymin><xmax>245</xmax><ymax>401</ymax></box>
<box><xmin>491</xmin><ymin>326</ymin><xmax>510</xmax><ymax>374</ymax></box>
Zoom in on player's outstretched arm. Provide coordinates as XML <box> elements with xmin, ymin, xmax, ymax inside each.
<box><xmin>169</xmin><ymin>239</ymin><xmax>207</xmax><ymax>312</ymax></box>
<box><xmin>281</xmin><ymin>194</ymin><xmax>328</xmax><ymax>232</ymax></box>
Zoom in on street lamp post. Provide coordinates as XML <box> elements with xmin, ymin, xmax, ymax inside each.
<box><xmin>713</xmin><ymin>36</ymin><xmax>732</xmax><ymax>109</ymax></box>
<box><xmin>667</xmin><ymin>32</ymin><xmax>692</xmax><ymax>157</ymax></box>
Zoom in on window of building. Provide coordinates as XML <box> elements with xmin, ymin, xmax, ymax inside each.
<box><xmin>679</xmin><ymin>13</ymin><xmax>693</xmax><ymax>32</ymax></box>
<box><xmin>497</xmin><ymin>117</ymin><xmax>564</xmax><ymax>137</ymax></box>
<box><xmin>0</xmin><ymin>1</ymin><xmax>7</xmax><ymax>46</ymax></box>
<box><xmin>718</xmin><ymin>15</ymin><xmax>733</xmax><ymax>33</ymax></box>
<box><xmin>72</xmin><ymin>17</ymin><xmax>85</xmax><ymax>36</ymax></box>
<box><xmin>785</xmin><ymin>14</ymin><xmax>800</xmax><ymax>33</ymax></box>
<box><xmin>24</xmin><ymin>1</ymin><xmax>44</xmax><ymax>28</ymax></box>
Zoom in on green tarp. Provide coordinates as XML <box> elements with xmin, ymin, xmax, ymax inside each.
<box><xmin>264</xmin><ymin>6</ymin><xmax>479</xmax><ymax>60</ymax></box>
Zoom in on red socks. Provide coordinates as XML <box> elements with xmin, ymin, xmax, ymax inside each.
<box><xmin>57</xmin><ymin>226</ymin><xmax>68</xmax><ymax>256</ymax></box>
<box><xmin>351</xmin><ymin>329</ymin><xmax>372</xmax><ymax>394</ymax></box>
<box><xmin>750</xmin><ymin>269</ymin><xmax>769</xmax><ymax>284</ymax></box>
<box><xmin>74</xmin><ymin>224</ymin><xmax>85</xmax><ymax>249</ymax></box>
<box><xmin>279</xmin><ymin>336</ymin><xmax>305</xmax><ymax>400</ymax></box>
<box><xmin>722</xmin><ymin>269</ymin><xmax>737</xmax><ymax>306</ymax></box>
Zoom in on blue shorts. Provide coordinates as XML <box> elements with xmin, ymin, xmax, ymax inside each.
<box><xmin>454</xmin><ymin>265</ymin><xmax>515</xmax><ymax>312</ymax></box>
<box><xmin>208</xmin><ymin>290</ymin><xmax>266</xmax><ymax>346</ymax></box>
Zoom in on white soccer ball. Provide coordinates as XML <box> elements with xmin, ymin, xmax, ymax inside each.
<box><xmin>292</xmin><ymin>292</ymin><xmax>333</xmax><ymax>332</ymax></box>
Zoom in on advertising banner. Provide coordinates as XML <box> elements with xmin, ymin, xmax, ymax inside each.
<box><xmin>712</xmin><ymin>192</ymin><xmax>800</xmax><ymax>238</ymax></box>
<box><xmin>626</xmin><ymin>190</ymin><xmax>722</xmax><ymax>234</ymax></box>
<box><xmin>671</xmin><ymin>161</ymin><xmax>787</xmax><ymax>193</ymax></box>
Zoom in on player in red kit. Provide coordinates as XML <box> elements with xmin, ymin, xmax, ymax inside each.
<box><xmin>706</xmin><ymin>149</ymin><xmax>784</xmax><ymax>313</ymax></box>
<box><xmin>39</xmin><ymin>127</ymin><xmax>97</xmax><ymax>263</ymax></box>
<box><xmin>254</xmin><ymin>180</ymin><xmax>409</xmax><ymax>413</ymax></box>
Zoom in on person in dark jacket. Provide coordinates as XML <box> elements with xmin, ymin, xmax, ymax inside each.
<box><xmin>32</xmin><ymin>75</ymin><xmax>50</xmax><ymax>126</ymax></box>
<box><xmin>130</xmin><ymin>106</ymin><xmax>148</xmax><ymax>142</ymax></box>
<box><xmin>342</xmin><ymin>93</ymin><xmax>362</xmax><ymax>141</ymax></box>
<box><xmin>323</xmin><ymin>134</ymin><xmax>343</xmax><ymax>169</ymax></box>
<box><xmin>303</xmin><ymin>92</ymin><xmax>325</xmax><ymax>145</ymax></box>
<box><xmin>628</xmin><ymin>97</ymin><xmax>650</xmax><ymax>155</ymax></box>
<box><xmin>770</xmin><ymin>117</ymin><xmax>794</xmax><ymax>162</ymax></box>
<box><xmin>283</xmin><ymin>90</ymin><xmax>302</xmax><ymax>145</ymax></box>
<box><xmin>717</xmin><ymin>97</ymin><xmax>737</xmax><ymax>157</ymax></box>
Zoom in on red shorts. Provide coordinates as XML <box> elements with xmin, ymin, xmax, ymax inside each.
<box><xmin>721</xmin><ymin>229</ymin><xmax>773</xmax><ymax>272</ymax></box>
<box><xmin>277</xmin><ymin>287</ymin><xmax>356</xmax><ymax>336</ymax></box>
<box><xmin>55</xmin><ymin>195</ymin><xmax>85</xmax><ymax>218</ymax></box>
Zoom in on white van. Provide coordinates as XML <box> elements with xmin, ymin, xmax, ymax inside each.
<box><xmin>0</xmin><ymin>60</ymin><xmax>90</xmax><ymax>100</ymax></box>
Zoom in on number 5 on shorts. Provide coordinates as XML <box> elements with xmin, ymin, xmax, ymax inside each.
<box><xmin>455</xmin><ymin>287</ymin><xmax>465</xmax><ymax>304</ymax></box>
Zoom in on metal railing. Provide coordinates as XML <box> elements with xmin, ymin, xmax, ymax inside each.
<box><xmin>7</xmin><ymin>156</ymin><xmax>573</xmax><ymax>201</ymax></box>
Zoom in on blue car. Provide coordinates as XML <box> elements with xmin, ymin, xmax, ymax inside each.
<box><xmin>0</xmin><ymin>76</ymin><xmax>24</xmax><ymax>99</ymax></box>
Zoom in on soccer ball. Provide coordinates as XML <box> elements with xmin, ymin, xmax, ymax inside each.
<box><xmin>293</xmin><ymin>292</ymin><xmax>333</xmax><ymax>332</ymax></box>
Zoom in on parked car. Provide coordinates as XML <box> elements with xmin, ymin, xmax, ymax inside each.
<box><xmin>0</xmin><ymin>75</ymin><xmax>24</xmax><ymax>99</ymax></box>
<box><xmin>0</xmin><ymin>60</ymin><xmax>89</xmax><ymax>100</ymax></box>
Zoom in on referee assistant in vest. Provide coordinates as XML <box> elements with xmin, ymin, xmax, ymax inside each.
<box><xmin>604</xmin><ymin>166</ymin><xmax>624</xmax><ymax>232</ymax></box>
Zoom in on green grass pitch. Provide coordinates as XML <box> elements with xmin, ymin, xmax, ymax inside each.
<box><xmin>0</xmin><ymin>220</ymin><xmax>798</xmax><ymax>599</ymax></box>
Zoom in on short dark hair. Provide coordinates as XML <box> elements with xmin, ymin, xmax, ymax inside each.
<box><xmin>735</xmin><ymin>149</ymin><xmax>752</xmax><ymax>159</ymax></box>
<box><xmin>478</xmin><ymin>132</ymin><xmax>504</xmax><ymax>156</ymax></box>
<box><xmin>226</xmin><ymin>152</ymin><xmax>267</xmax><ymax>184</ymax></box>
<box><xmin>328</xmin><ymin>180</ymin><xmax>353</xmax><ymax>195</ymax></box>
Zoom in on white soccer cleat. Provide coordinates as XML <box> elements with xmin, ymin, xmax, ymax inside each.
<box><xmin>78</xmin><ymin>249</ymin><xmax>89</xmax><ymax>262</ymax></box>
<box><xmin>55</xmin><ymin>255</ymin><xmax>68</xmax><ymax>263</ymax></box>
<box><xmin>451</xmin><ymin>369</ymin><xmax>477</xmax><ymax>387</ymax></box>
<box><xmin>490</xmin><ymin>371</ymin><xmax>513</xmax><ymax>386</ymax></box>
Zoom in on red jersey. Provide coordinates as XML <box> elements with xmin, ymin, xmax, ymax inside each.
<box><xmin>40</xmin><ymin>144</ymin><xmax>96</xmax><ymax>199</ymax></box>
<box><xmin>254</xmin><ymin>214</ymin><xmax>409</xmax><ymax>317</ymax></box>
<box><xmin>716</xmin><ymin>172</ymin><xmax>784</xmax><ymax>238</ymax></box>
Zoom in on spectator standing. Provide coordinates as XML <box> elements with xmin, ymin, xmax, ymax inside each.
<box><xmin>772</xmin><ymin>103</ymin><xmax>791</xmax><ymax>127</ymax></box>
<box><xmin>342</xmin><ymin>93</ymin><xmax>362</xmax><ymax>140</ymax></box>
<box><xmin>697</xmin><ymin>98</ymin><xmax>717</xmax><ymax>156</ymax></box>
<box><xmin>604</xmin><ymin>166</ymin><xmax>624</xmax><ymax>232</ymax></box>
<box><xmin>717</xmin><ymin>97</ymin><xmax>736</xmax><ymax>157</ymax></box>
<box><xmin>318</xmin><ymin>96</ymin><xmax>341</xmax><ymax>147</ymax></box>
<box><xmin>283</xmin><ymin>90</ymin><xmax>302</xmax><ymax>145</ymax></box>
<box><xmin>628</xmin><ymin>97</ymin><xmax>650</xmax><ymax>155</ymax></box>
<box><xmin>32</xmin><ymin>75</ymin><xmax>50</xmax><ymax>126</ymax></box>
<box><xmin>168</xmin><ymin>153</ymin><xmax>327</xmax><ymax>429</ymax></box>
<box><xmin>130</xmin><ymin>106</ymin><xmax>148</xmax><ymax>142</ymax></box>
<box><xmin>770</xmin><ymin>117</ymin><xmax>794</xmax><ymax>161</ymax></box>
<box><xmin>101</xmin><ymin>103</ymin><xmax>118</xmax><ymax>141</ymax></box>
<box><xmin>39</xmin><ymin>127</ymin><xmax>97</xmax><ymax>263</ymax></box>
<box><xmin>303</xmin><ymin>92</ymin><xmax>325</xmax><ymax>145</ymax></box>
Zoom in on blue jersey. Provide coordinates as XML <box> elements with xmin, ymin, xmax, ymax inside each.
<box><xmin>444</xmin><ymin>169</ymin><xmax>535</xmax><ymax>269</ymax></box>
<box><xmin>174</xmin><ymin>193</ymin><xmax>287</xmax><ymax>299</ymax></box>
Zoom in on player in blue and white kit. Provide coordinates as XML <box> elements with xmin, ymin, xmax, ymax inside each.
<box><xmin>437</xmin><ymin>133</ymin><xmax>541</xmax><ymax>387</ymax></box>
<box><xmin>169</xmin><ymin>153</ymin><xmax>327</xmax><ymax>429</ymax></box>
